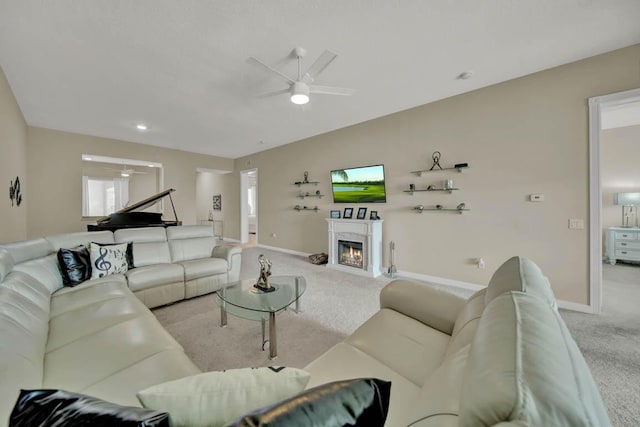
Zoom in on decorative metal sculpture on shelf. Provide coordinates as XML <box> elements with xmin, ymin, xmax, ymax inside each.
<box><xmin>254</xmin><ymin>254</ymin><xmax>275</xmax><ymax>292</ymax></box>
<box><xmin>9</xmin><ymin>176</ymin><xmax>22</xmax><ymax>207</ymax></box>
<box><xmin>429</xmin><ymin>151</ymin><xmax>442</xmax><ymax>171</ymax></box>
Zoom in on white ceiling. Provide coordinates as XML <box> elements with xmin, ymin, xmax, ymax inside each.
<box><xmin>1</xmin><ymin>1</ymin><xmax>639</xmax><ymax>159</ymax></box>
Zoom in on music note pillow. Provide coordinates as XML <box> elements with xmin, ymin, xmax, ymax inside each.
<box><xmin>90</xmin><ymin>242</ymin><xmax>130</xmax><ymax>279</ymax></box>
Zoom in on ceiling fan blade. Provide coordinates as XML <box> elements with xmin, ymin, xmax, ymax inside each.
<box><xmin>256</xmin><ymin>88</ymin><xmax>290</xmax><ymax>98</ymax></box>
<box><xmin>247</xmin><ymin>56</ymin><xmax>295</xmax><ymax>85</ymax></box>
<box><xmin>309</xmin><ymin>85</ymin><xmax>355</xmax><ymax>96</ymax></box>
<box><xmin>302</xmin><ymin>50</ymin><xmax>337</xmax><ymax>83</ymax></box>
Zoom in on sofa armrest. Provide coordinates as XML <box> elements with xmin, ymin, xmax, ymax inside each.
<box><xmin>212</xmin><ymin>245</ymin><xmax>242</xmax><ymax>280</ymax></box>
<box><xmin>380</xmin><ymin>279</ymin><xmax>468</xmax><ymax>335</ymax></box>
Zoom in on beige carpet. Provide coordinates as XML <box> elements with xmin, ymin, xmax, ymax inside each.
<box><xmin>153</xmin><ymin>293</ymin><xmax>346</xmax><ymax>370</ymax></box>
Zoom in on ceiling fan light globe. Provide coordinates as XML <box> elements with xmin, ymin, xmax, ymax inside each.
<box><xmin>290</xmin><ymin>81</ymin><xmax>310</xmax><ymax>105</ymax></box>
<box><xmin>291</xmin><ymin>93</ymin><xmax>309</xmax><ymax>104</ymax></box>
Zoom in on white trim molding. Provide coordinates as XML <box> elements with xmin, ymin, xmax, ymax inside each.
<box><xmin>256</xmin><ymin>244</ymin><xmax>311</xmax><ymax>258</ymax></box>
<box><xmin>588</xmin><ymin>87</ymin><xmax>640</xmax><ymax>315</ymax></box>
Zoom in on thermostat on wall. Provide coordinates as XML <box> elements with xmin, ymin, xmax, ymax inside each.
<box><xmin>529</xmin><ymin>194</ymin><xmax>544</xmax><ymax>202</ymax></box>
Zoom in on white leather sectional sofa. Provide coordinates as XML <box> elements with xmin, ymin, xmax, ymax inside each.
<box><xmin>0</xmin><ymin>225</ymin><xmax>241</xmax><ymax>426</ymax></box>
<box><xmin>305</xmin><ymin>256</ymin><xmax>612</xmax><ymax>426</ymax></box>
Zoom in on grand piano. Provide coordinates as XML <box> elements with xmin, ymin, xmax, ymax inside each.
<box><xmin>87</xmin><ymin>188</ymin><xmax>182</xmax><ymax>232</ymax></box>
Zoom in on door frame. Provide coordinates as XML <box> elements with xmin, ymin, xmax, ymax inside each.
<box><xmin>588</xmin><ymin>87</ymin><xmax>640</xmax><ymax>313</ymax></box>
<box><xmin>239</xmin><ymin>168</ymin><xmax>257</xmax><ymax>244</ymax></box>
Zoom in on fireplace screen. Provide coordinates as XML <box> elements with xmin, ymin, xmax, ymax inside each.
<box><xmin>338</xmin><ymin>240</ymin><xmax>364</xmax><ymax>269</ymax></box>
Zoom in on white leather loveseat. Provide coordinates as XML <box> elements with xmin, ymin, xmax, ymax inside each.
<box><xmin>305</xmin><ymin>256</ymin><xmax>612</xmax><ymax>426</ymax></box>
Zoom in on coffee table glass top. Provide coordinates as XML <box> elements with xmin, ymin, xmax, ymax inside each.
<box><xmin>216</xmin><ymin>276</ymin><xmax>306</xmax><ymax>322</ymax></box>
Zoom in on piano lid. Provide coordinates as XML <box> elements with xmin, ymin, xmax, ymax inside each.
<box><xmin>95</xmin><ymin>188</ymin><xmax>178</xmax><ymax>224</ymax></box>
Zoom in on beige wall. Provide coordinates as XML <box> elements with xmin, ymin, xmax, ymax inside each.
<box><xmin>0</xmin><ymin>65</ymin><xmax>27</xmax><ymax>243</ymax></box>
<box><xmin>601</xmin><ymin>124</ymin><xmax>640</xmax><ymax>233</ymax></box>
<box><xmin>26</xmin><ymin>127</ymin><xmax>233</xmax><ymax>238</ymax></box>
<box><xmin>195</xmin><ymin>170</ymin><xmax>232</xmax><ymax>236</ymax></box>
<box><xmin>235</xmin><ymin>44</ymin><xmax>640</xmax><ymax>305</ymax></box>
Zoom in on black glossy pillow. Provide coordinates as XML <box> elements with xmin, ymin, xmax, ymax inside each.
<box><xmin>92</xmin><ymin>241</ymin><xmax>134</xmax><ymax>269</ymax></box>
<box><xmin>57</xmin><ymin>246</ymin><xmax>91</xmax><ymax>286</ymax></box>
<box><xmin>9</xmin><ymin>389</ymin><xmax>169</xmax><ymax>427</ymax></box>
<box><xmin>224</xmin><ymin>378</ymin><xmax>391</xmax><ymax>427</ymax></box>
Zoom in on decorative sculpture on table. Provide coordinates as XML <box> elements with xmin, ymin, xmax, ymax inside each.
<box><xmin>254</xmin><ymin>254</ymin><xmax>275</xmax><ymax>292</ymax></box>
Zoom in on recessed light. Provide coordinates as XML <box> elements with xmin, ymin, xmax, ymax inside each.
<box><xmin>456</xmin><ymin>71</ymin><xmax>474</xmax><ymax>80</ymax></box>
<box><xmin>136</xmin><ymin>123</ymin><xmax>148</xmax><ymax>131</ymax></box>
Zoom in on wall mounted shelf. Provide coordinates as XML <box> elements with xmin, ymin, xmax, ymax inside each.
<box><xmin>404</xmin><ymin>188</ymin><xmax>459</xmax><ymax>194</ymax></box>
<box><xmin>413</xmin><ymin>205</ymin><xmax>469</xmax><ymax>214</ymax></box>
<box><xmin>294</xmin><ymin>206</ymin><xmax>319</xmax><ymax>212</ymax></box>
<box><xmin>297</xmin><ymin>192</ymin><xmax>324</xmax><ymax>199</ymax></box>
<box><xmin>411</xmin><ymin>165</ymin><xmax>469</xmax><ymax>176</ymax></box>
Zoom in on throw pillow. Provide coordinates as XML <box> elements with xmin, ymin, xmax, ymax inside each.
<box><xmin>57</xmin><ymin>245</ymin><xmax>91</xmax><ymax>286</ymax></box>
<box><xmin>137</xmin><ymin>367</ymin><xmax>310</xmax><ymax>427</ymax></box>
<box><xmin>224</xmin><ymin>378</ymin><xmax>392</xmax><ymax>427</ymax></box>
<box><xmin>9</xmin><ymin>389</ymin><xmax>169</xmax><ymax>427</ymax></box>
<box><xmin>89</xmin><ymin>242</ymin><xmax>130</xmax><ymax>279</ymax></box>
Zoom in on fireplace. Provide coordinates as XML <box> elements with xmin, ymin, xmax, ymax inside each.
<box><xmin>338</xmin><ymin>240</ymin><xmax>364</xmax><ymax>269</ymax></box>
<box><xmin>326</xmin><ymin>218</ymin><xmax>383</xmax><ymax>278</ymax></box>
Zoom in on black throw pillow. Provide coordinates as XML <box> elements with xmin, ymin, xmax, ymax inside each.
<box><xmin>224</xmin><ymin>378</ymin><xmax>391</xmax><ymax>427</ymax></box>
<box><xmin>57</xmin><ymin>246</ymin><xmax>92</xmax><ymax>286</ymax></box>
<box><xmin>9</xmin><ymin>389</ymin><xmax>169</xmax><ymax>427</ymax></box>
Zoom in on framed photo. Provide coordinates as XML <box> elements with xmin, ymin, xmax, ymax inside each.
<box><xmin>343</xmin><ymin>207</ymin><xmax>353</xmax><ymax>219</ymax></box>
<box><xmin>357</xmin><ymin>207</ymin><xmax>367</xmax><ymax>220</ymax></box>
<box><xmin>212</xmin><ymin>194</ymin><xmax>222</xmax><ymax>210</ymax></box>
<box><xmin>330</xmin><ymin>210</ymin><xmax>341</xmax><ymax>219</ymax></box>
<box><xmin>370</xmin><ymin>210</ymin><xmax>378</xmax><ymax>220</ymax></box>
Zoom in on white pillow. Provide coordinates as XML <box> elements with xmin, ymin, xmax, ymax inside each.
<box><xmin>89</xmin><ymin>242</ymin><xmax>129</xmax><ymax>279</ymax></box>
<box><xmin>137</xmin><ymin>367</ymin><xmax>310</xmax><ymax>427</ymax></box>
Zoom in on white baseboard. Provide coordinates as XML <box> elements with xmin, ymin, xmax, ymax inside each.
<box><xmin>254</xmin><ymin>246</ymin><xmax>595</xmax><ymax>314</ymax></box>
<box><xmin>396</xmin><ymin>269</ymin><xmax>484</xmax><ymax>293</ymax></box>
<box><xmin>256</xmin><ymin>243</ymin><xmax>311</xmax><ymax>257</ymax></box>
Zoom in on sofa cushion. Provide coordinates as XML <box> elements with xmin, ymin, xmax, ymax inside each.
<box><xmin>485</xmin><ymin>256</ymin><xmax>557</xmax><ymax>309</ymax></box>
<box><xmin>304</xmin><ymin>342</ymin><xmax>420</xmax><ymax>427</ymax></box>
<box><xmin>9</xmin><ymin>389</ymin><xmax>169</xmax><ymax>427</ymax></box>
<box><xmin>115</xmin><ymin>227</ymin><xmax>168</xmax><ymax>244</ymax></box>
<box><xmin>0</xmin><ymin>238</ymin><xmax>52</xmax><ymax>264</ymax></box>
<box><xmin>179</xmin><ymin>258</ymin><xmax>227</xmax><ymax>281</ymax></box>
<box><xmin>57</xmin><ymin>246</ymin><xmax>92</xmax><ymax>286</ymax></box>
<box><xmin>46</xmin><ymin>231</ymin><xmax>114</xmax><ymax>251</ymax></box>
<box><xmin>406</xmin><ymin>344</ymin><xmax>470</xmax><ymax>427</ymax></box>
<box><xmin>132</xmin><ymin>242</ymin><xmax>172</xmax><ymax>267</ymax></box>
<box><xmin>0</xmin><ymin>272</ymin><xmax>51</xmax><ymax>425</ymax></box>
<box><xmin>0</xmin><ymin>249</ymin><xmax>14</xmax><ymax>282</ymax></box>
<box><xmin>459</xmin><ymin>292</ymin><xmax>611</xmax><ymax>427</ymax></box>
<box><xmin>89</xmin><ymin>242</ymin><xmax>130</xmax><ymax>279</ymax></box>
<box><xmin>166</xmin><ymin>225</ymin><xmax>214</xmax><ymax>240</ymax></box>
<box><xmin>126</xmin><ymin>264</ymin><xmax>184</xmax><ymax>291</ymax></box>
<box><xmin>345</xmin><ymin>308</ymin><xmax>450</xmax><ymax>387</ymax></box>
<box><xmin>13</xmin><ymin>254</ymin><xmax>63</xmax><ymax>294</ymax></box>
<box><xmin>225</xmin><ymin>378</ymin><xmax>391</xmax><ymax>427</ymax></box>
<box><xmin>137</xmin><ymin>367</ymin><xmax>310</xmax><ymax>427</ymax></box>
<box><xmin>169</xmin><ymin>237</ymin><xmax>216</xmax><ymax>263</ymax></box>
<box><xmin>50</xmin><ymin>279</ymin><xmax>129</xmax><ymax>317</ymax></box>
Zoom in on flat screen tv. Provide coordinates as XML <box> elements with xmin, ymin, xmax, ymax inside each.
<box><xmin>331</xmin><ymin>164</ymin><xmax>387</xmax><ymax>203</ymax></box>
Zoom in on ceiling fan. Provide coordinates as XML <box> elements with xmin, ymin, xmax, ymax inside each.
<box><xmin>248</xmin><ymin>47</ymin><xmax>355</xmax><ymax>105</ymax></box>
<box><xmin>105</xmin><ymin>166</ymin><xmax>148</xmax><ymax>177</ymax></box>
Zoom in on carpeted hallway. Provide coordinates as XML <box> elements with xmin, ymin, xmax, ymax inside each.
<box><xmin>153</xmin><ymin>247</ymin><xmax>639</xmax><ymax>426</ymax></box>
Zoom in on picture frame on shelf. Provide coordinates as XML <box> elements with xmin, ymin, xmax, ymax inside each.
<box><xmin>357</xmin><ymin>207</ymin><xmax>367</xmax><ymax>220</ymax></box>
<box><xmin>343</xmin><ymin>207</ymin><xmax>353</xmax><ymax>219</ymax></box>
<box><xmin>330</xmin><ymin>210</ymin><xmax>341</xmax><ymax>219</ymax></box>
<box><xmin>370</xmin><ymin>210</ymin><xmax>378</xmax><ymax>220</ymax></box>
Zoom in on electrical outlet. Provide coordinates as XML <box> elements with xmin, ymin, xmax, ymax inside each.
<box><xmin>270</xmin><ymin>232</ymin><xmax>277</xmax><ymax>238</ymax></box>
<box><xmin>568</xmin><ymin>219</ymin><xmax>584</xmax><ymax>229</ymax></box>
<box><xmin>529</xmin><ymin>194</ymin><xmax>544</xmax><ymax>202</ymax></box>
<box><xmin>477</xmin><ymin>258</ymin><xmax>485</xmax><ymax>269</ymax></box>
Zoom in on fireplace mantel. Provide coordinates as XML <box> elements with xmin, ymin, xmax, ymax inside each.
<box><xmin>325</xmin><ymin>218</ymin><xmax>383</xmax><ymax>278</ymax></box>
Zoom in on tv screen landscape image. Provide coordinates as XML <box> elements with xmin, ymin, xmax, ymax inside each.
<box><xmin>331</xmin><ymin>164</ymin><xmax>387</xmax><ymax>203</ymax></box>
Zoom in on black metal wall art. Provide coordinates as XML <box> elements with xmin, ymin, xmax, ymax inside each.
<box><xmin>9</xmin><ymin>176</ymin><xmax>22</xmax><ymax>207</ymax></box>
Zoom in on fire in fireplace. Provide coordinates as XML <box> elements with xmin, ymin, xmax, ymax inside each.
<box><xmin>338</xmin><ymin>240</ymin><xmax>364</xmax><ymax>269</ymax></box>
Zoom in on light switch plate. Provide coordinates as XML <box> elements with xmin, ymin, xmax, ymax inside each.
<box><xmin>569</xmin><ymin>219</ymin><xmax>584</xmax><ymax>229</ymax></box>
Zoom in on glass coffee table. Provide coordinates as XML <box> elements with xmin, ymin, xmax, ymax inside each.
<box><xmin>216</xmin><ymin>276</ymin><xmax>306</xmax><ymax>359</ymax></box>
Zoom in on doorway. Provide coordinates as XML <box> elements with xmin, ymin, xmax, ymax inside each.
<box><xmin>589</xmin><ymin>87</ymin><xmax>640</xmax><ymax>314</ymax></box>
<box><xmin>240</xmin><ymin>169</ymin><xmax>258</xmax><ymax>246</ymax></box>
